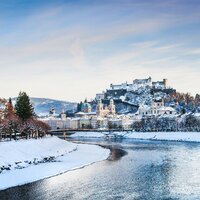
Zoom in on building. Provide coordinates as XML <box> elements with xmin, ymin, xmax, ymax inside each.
<box><xmin>91</xmin><ymin>116</ymin><xmax>98</xmax><ymax>129</ymax></box>
<box><xmin>105</xmin><ymin>77</ymin><xmax>174</xmax><ymax>99</ymax></box>
<box><xmin>81</xmin><ymin>102</ymin><xmax>92</xmax><ymax>113</ymax></box>
<box><xmin>105</xmin><ymin>88</ymin><xmax>127</xmax><ymax>99</ymax></box>
<box><xmin>132</xmin><ymin>77</ymin><xmax>152</xmax><ymax>91</ymax></box>
<box><xmin>109</xmin><ymin>77</ymin><xmax>152</xmax><ymax>92</ymax></box>
<box><xmin>152</xmin><ymin>79</ymin><xmax>168</xmax><ymax>89</ymax></box>
<box><xmin>96</xmin><ymin>93</ymin><xmax>105</xmax><ymax>100</ymax></box>
<box><xmin>69</xmin><ymin>118</ymin><xmax>80</xmax><ymax>129</ymax></box>
<box><xmin>49</xmin><ymin>108</ymin><xmax>56</xmax><ymax>117</ymax></box>
<box><xmin>120</xmin><ymin>115</ymin><xmax>135</xmax><ymax>130</ymax></box>
<box><xmin>110</xmin><ymin>81</ymin><xmax>132</xmax><ymax>90</ymax></box>
<box><xmin>80</xmin><ymin>117</ymin><xmax>91</xmax><ymax>129</ymax></box>
<box><xmin>97</xmin><ymin>117</ymin><xmax>108</xmax><ymax>129</ymax></box>
<box><xmin>108</xmin><ymin>118</ymin><xmax>122</xmax><ymax>129</ymax></box>
<box><xmin>96</xmin><ymin>99</ymin><xmax>116</xmax><ymax>117</ymax></box>
<box><xmin>61</xmin><ymin>110</ymin><xmax>67</xmax><ymax>120</ymax></box>
<box><xmin>138</xmin><ymin>99</ymin><xmax>176</xmax><ymax>116</ymax></box>
<box><xmin>42</xmin><ymin>118</ymin><xmax>62</xmax><ymax>130</ymax></box>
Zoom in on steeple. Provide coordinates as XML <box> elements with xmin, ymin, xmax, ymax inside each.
<box><xmin>96</xmin><ymin>99</ymin><xmax>103</xmax><ymax>116</ymax></box>
<box><xmin>109</xmin><ymin>99</ymin><xmax>116</xmax><ymax>115</ymax></box>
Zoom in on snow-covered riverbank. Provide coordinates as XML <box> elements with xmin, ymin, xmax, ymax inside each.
<box><xmin>0</xmin><ymin>136</ymin><xmax>110</xmax><ymax>190</ymax></box>
<box><xmin>70</xmin><ymin>131</ymin><xmax>200</xmax><ymax>142</ymax></box>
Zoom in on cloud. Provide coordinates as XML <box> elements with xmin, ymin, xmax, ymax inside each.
<box><xmin>0</xmin><ymin>1</ymin><xmax>200</xmax><ymax>101</ymax></box>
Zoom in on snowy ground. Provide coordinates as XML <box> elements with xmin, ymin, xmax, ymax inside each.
<box><xmin>70</xmin><ymin>131</ymin><xmax>105</xmax><ymax>138</ymax></box>
<box><xmin>0</xmin><ymin>136</ymin><xmax>109</xmax><ymax>190</ymax></box>
<box><xmin>70</xmin><ymin>131</ymin><xmax>200</xmax><ymax>142</ymax></box>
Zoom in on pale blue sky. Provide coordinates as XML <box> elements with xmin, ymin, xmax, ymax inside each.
<box><xmin>0</xmin><ymin>0</ymin><xmax>200</xmax><ymax>101</ymax></box>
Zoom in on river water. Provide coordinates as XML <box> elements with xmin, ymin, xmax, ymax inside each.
<box><xmin>1</xmin><ymin>138</ymin><xmax>200</xmax><ymax>200</ymax></box>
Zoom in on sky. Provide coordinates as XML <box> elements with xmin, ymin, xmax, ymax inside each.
<box><xmin>0</xmin><ymin>0</ymin><xmax>200</xmax><ymax>102</ymax></box>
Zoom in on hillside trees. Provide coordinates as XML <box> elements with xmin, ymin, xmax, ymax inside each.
<box><xmin>195</xmin><ymin>94</ymin><xmax>200</xmax><ymax>108</ymax></box>
<box><xmin>169</xmin><ymin>92</ymin><xmax>198</xmax><ymax>112</ymax></box>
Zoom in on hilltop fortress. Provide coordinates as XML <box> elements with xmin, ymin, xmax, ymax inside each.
<box><xmin>96</xmin><ymin>77</ymin><xmax>175</xmax><ymax>101</ymax></box>
<box><xmin>110</xmin><ymin>77</ymin><xmax>167</xmax><ymax>91</ymax></box>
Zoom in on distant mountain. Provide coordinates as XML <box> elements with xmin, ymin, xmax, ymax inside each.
<box><xmin>12</xmin><ymin>97</ymin><xmax>77</xmax><ymax>117</ymax></box>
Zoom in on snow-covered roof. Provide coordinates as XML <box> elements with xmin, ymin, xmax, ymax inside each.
<box><xmin>139</xmin><ymin>104</ymin><xmax>150</xmax><ymax>109</ymax></box>
<box><xmin>133</xmin><ymin>77</ymin><xmax>151</xmax><ymax>84</ymax></box>
<box><xmin>97</xmin><ymin>116</ymin><xmax>107</xmax><ymax>120</ymax></box>
<box><xmin>159</xmin><ymin>106</ymin><xmax>175</xmax><ymax>111</ymax></box>
<box><xmin>108</xmin><ymin>118</ymin><xmax>122</xmax><ymax>122</ymax></box>
<box><xmin>194</xmin><ymin>113</ymin><xmax>200</xmax><ymax>117</ymax></box>
<box><xmin>76</xmin><ymin>112</ymin><xmax>86</xmax><ymax>115</ymax></box>
<box><xmin>70</xmin><ymin>117</ymin><xmax>80</xmax><ymax>121</ymax></box>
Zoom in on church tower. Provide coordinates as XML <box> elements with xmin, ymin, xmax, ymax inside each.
<box><xmin>163</xmin><ymin>79</ymin><xmax>168</xmax><ymax>88</ymax></box>
<box><xmin>96</xmin><ymin>99</ymin><xmax>103</xmax><ymax>116</ymax></box>
<box><xmin>49</xmin><ymin>107</ymin><xmax>56</xmax><ymax>117</ymax></box>
<box><xmin>109</xmin><ymin>99</ymin><xmax>116</xmax><ymax>115</ymax></box>
<box><xmin>61</xmin><ymin>110</ymin><xmax>66</xmax><ymax>120</ymax></box>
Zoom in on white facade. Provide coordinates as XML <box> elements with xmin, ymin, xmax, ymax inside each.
<box><xmin>69</xmin><ymin>118</ymin><xmax>80</xmax><ymax>129</ymax></box>
<box><xmin>40</xmin><ymin>117</ymin><xmax>80</xmax><ymax>130</ymax></box>
<box><xmin>97</xmin><ymin>117</ymin><xmax>108</xmax><ymax>129</ymax></box>
<box><xmin>138</xmin><ymin>100</ymin><xmax>176</xmax><ymax>116</ymax></box>
<box><xmin>96</xmin><ymin>99</ymin><xmax>116</xmax><ymax>117</ymax></box>
<box><xmin>108</xmin><ymin>77</ymin><xmax>172</xmax><ymax>93</ymax></box>
<box><xmin>91</xmin><ymin>117</ymin><xmax>98</xmax><ymax>129</ymax></box>
<box><xmin>121</xmin><ymin>115</ymin><xmax>134</xmax><ymax>130</ymax></box>
<box><xmin>152</xmin><ymin>79</ymin><xmax>167</xmax><ymax>89</ymax></box>
<box><xmin>132</xmin><ymin>77</ymin><xmax>152</xmax><ymax>91</ymax></box>
<box><xmin>61</xmin><ymin>113</ymin><xmax>67</xmax><ymax>120</ymax></box>
<box><xmin>110</xmin><ymin>77</ymin><xmax>152</xmax><ymax>92</ymax></box>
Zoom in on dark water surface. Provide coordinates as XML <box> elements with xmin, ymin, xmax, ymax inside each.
<box><xmin>1</xmin><ymin>138</ymin><xmax>200</xmax><ymax>200</ymax></box>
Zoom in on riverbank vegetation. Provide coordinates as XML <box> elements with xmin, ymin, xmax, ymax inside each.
<box><xmin>0</xmin><ymin>92</ymin><xmax>50</xmax><ymax>141</ymax></box>
<box><xmin>132</xmin><ymin>115</ymin><xmax>200</xmax><ymax>132</ymax></box>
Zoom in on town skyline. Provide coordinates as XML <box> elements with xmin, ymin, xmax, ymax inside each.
<box><xmin>0</xmin><ymin>0</ymin><xmax>200</xmax><ymax>101</ymax></box>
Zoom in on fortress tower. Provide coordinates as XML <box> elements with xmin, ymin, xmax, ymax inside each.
<box><xmin>163</xmin><ymin>79</ymin><xmax>168</xmax><ymax>88</ymax></box>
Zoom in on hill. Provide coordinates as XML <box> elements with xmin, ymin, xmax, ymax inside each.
<box><xmin>12</xmin><ymin>97</ymin><xmax>77</xmax><ymax>117</ymax></box>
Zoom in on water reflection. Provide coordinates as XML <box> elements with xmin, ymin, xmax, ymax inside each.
<box><xmin>1</xmin><ymin>139</ymin><xmax>200</xmax><ymax>200</ymax></box>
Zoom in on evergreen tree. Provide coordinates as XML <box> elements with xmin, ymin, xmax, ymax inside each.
<box><xmin>15</xmin><ymin>92</ymin><xmax>34</xmax><ymax>120</ymax></box>
<box><xmin>8</xmin><ymin>97</ymin><xmax>12</xmax><ymax>105</ymax></box>
<box><xmin>7</xmin><ymin>97</ymin><xmax>14</xmax><ymax>112</ymax></box>
<box><xmin>77</xmin><ymin>101</ymin><xmax>83</xmax><ymax>112</ymax></box>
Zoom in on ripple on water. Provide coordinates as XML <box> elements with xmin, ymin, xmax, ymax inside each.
<box><xmin>1</xmin><ymin>138</ymin><xmax>200</xmax><ymax>200</ymax></box>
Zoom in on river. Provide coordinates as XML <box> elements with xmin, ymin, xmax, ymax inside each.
<box><xmin>1</xmin><ymin>138</ymin><xmax>200</xmax><ymax>200</ymax></box>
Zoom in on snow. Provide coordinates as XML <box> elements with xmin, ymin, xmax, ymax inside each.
<box><xmin>123</xmin><ymin>132</ymin><xmax>200</xmax><ymax>142</ymax></box>
<box><xmin>70</xmin><ymin>131</ymin><xmax>105</xmax><ymax>138</ymax></box>
<box><xmin>0</xmin><ymin>136</ymin><xmax>109</xmax><ymax>190</ymax></box>
<box><xmin>71</xmin><ymin>131</ymin><xmax>200</xmax><ymax>142</ymax></box>
<box><xmin>194</xmin><ymin>113</ymin><xmax>200</xmax><ymax>117</ymax></box>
